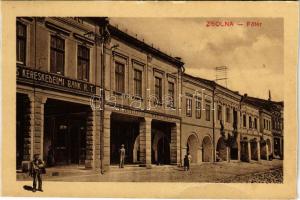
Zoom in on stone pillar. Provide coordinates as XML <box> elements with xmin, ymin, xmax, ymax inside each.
<box><xmin>227</xmin><ymin>147</ymin><xmax>230</xmax><ymax>162</ymax></box>
<box><xmin>139</xmin><ymin>117</ymin><xmax>152</xmax><ymax>168</ymax></box>
<box><xmin>85</xmin><ymin>109</ymin><xmax>101</xmax><ymax>169</ymax></box>
<box><xmin>21</xmin><ymin>95</ymin><xmax>34</xmax><ymax>172</ymax></box>
<box><xmin>247</xmin><ymin>141</ymin><xmax>251</xmax><ymax>162</ymax></box>
<box><xmin>266</xmin><ymin>144</ymin><xmax>269</xmax><ymax>161</ymax></box>
<box><xmin>32</xmin><ymin>95</ymin><xmax>47</xmax><ymax>159</ymax></box>
<box><xmin>102</xmin><ymin>110</ymin><xmax>111</xmax><ymax>171</ymax></box>
<box><xmin>170</xmin><ymin>122</ymin><xmax>180</xmax><ymax>165</ymax></box>
<box><xmin>257</xmin><ymin>140</ymin><xmax>261</xmax><ymax>161</ymax></box>
<box><xmin>237</xmin><ymin>136</ymin><xmax>241</xmax><ymax>161</ymax></box>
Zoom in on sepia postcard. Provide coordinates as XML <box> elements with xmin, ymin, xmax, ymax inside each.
<box><xmin>1</xmin><ymin>1</ymin><xmax>299</xmax><ymax>199</ymax></box>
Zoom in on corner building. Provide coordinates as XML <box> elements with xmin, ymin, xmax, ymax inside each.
<box><xmin>16</xmin><ymin>17</ymin><xmax>284</xmax><ymax>172</ymax></box>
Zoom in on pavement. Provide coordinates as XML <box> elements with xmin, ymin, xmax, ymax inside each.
<box><xmin>17</xmin><ymin>159</ymin><xmax>283</xmax><ymax>183</ymax></box>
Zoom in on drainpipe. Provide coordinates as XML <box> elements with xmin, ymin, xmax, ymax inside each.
<box><xmin>212</xmin><ymin>87</ymin><xmax>216</xmax><ymax>162</ymax></box>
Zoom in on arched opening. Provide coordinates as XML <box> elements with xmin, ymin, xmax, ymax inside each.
<box><xmin>250</xmin><ymin>139</ymin><xmax>258</xmax><ymax>160</ymax></box>
<box><xmin>186</xmin><ymin>134</ymin><xmax>200</xmax><ymax>164</ymax></box>
<box><xmin>230</xmin><ymin>140</ymin><xmax>238</xmax><ymax>160</ymax></box>
<box><xmin>151</xmin><ymin>121</ymin><xmax>171</xmax><ymax>165</ymax></box>
<box><xmin>157</xmin><ymin>136</ymin><xmax>170</xmax><ymax>164</ymax></box>
<box><xmin>266</xmin><ymin>139</ymin><xmax>272</xmax><ymax>160</ymax></box>
<box><xmin>240</xmin><ymin>137</ymin><xmax>249</xmax><ymax>162</ymax></box>
<box><xmin>216</xmin><ymin>137</ymin><xmax>227</xmax><ymax>161</ymax></box>
<box><xmin>132</xmin><ymin>135</ymin><xmax>140</xmax><ymax>163</ymax></box>
<box><xmin>202</xmin><ymin>136</ymin><xmax>212</xmax><ymax>162</ymax></box>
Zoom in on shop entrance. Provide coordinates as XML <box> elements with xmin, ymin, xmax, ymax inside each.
<box><xmin>152</xmin><ymin>121</ymin><xmax>171</xmax><ymax>165</ymax></box>
<box><xmin>110</xmin><ymin>113</ymin><xmax>140</xmax><ymax>165</ymax></box>
<box><xmin>44</xmin><ymin>99</ymin><xmax>90</xmax><ymax>166</ymax></box>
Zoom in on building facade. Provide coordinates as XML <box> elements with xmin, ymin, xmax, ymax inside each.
<box><xmin>16</xmin><ymin>17</ymin><xmax>284</xmax><ymax>172</ymax></box>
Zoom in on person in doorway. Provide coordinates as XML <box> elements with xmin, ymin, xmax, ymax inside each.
<box><xmin>119</xmin><ymin>144</ymin><xmax>126</xmax><ymax>168</ymax></box>
<box><xmin>187</xmin><ymin>152</ymin><xmax>192</xmax><ymax>171</ymax></box>
<box><xmin>183</xmin><ymin>154</ymin><xmax>189</xmax><ymax>171</ymax></box>
<box><xmin>47</xmin><ymin>145</ymin><xmax>55</xmax><ymax>167</ymax></box>
<box><xmin>29</xmin><ymin>154</ymin><xmax>45</xmax><ymax>192</ymax></box>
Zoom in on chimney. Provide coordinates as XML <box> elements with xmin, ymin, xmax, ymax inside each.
<box><xmin>268</xmin><ymin>90</ymin><xmax>272</xmax><ymax>101</ymax></box>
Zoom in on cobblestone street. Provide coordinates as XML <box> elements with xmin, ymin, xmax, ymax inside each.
<box><xmin>17</xmin><ymin>160</ymin><xmax>283</xmax><ymax>183</ymax></box>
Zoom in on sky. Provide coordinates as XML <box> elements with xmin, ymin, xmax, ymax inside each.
<box><xmin>110</xmin><ymin>18</ymin><xmax>284</xmax><ymax>101</ymax></box>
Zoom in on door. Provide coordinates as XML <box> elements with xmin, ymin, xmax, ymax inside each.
<box><xmin>54</xmin><ymin>119</ymin><xmax>69</xmax><ymax>165</ymax></box>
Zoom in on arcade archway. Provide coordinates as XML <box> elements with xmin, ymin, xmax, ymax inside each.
<box><xmin>186</xmin><ymin>134</ymin><xmax>200</xmax><ymax>164</ymax></box>
<box><xmin>202</xmin><ymin>136</ymin><xmax>213</xmax><ymax>162</ymax></box>
<box><xmin>216</xmin><ymin>137</ymin><xmax>227</xmax><ymax>161</ymax></box>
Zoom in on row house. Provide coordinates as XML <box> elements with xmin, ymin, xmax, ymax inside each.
<box><xmin>16</xmin><ymin>17</ymin><xmax>283</xmax><ymax>172</ymax></box>
<box><xmin>181</xmin><ymin>74</ymin><xmax>214</xmax><ymax>164</ymax></box>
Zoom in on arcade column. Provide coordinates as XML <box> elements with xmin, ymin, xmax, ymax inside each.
<box><xmin>139</xmin><ymin>117</ymin><xmax>152</xmax><ymax>168</ymax></box>
<box><xmin>170</xmin><ymin>122</ymin><xmax>180</xmax><ymax>165</ymax></box>
<box><xmin>257</xmin><ymin>140</ymin><xmax>261</xmax><ymax>161</ymax></box>
<box><xmin>85</xmin><ymin>109</ymin><xmax>101</xmax><ymax>169</ymax></box>
<box><xmin>32</xmin><ymin>95</ymin><xmax>47</xmax><ymax>160</ymax></box>
<box><xmin>102</xmin><ymin>110</ymin><xmax>111</xmax><ymax>171</ymax></box>
<box><xmin>247</xmin><ymin>141</ymin><xmax>252</xmax><ymax>162</ymax></box>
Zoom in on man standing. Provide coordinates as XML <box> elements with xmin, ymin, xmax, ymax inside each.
<box><xmin>29</xmin><ymin>154</ymin><xmax>45</xmax><ymax>192</ymax></box>
<box><xmin>119</xmin><ymin>144</ymin><xmax>126</xmax><ymax>168</ymax></box>
<box><xmin>187</xmin><ymin>152</ymin><xmax>192</xmax><ymax>171</ymax></box>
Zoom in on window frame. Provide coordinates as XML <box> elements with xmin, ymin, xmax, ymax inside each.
<box><xmin>167</xmin><ymin>81</ymin><xmax>175</xmax><ymax>108</ymax></box>
<box><xmin>205</xmin><ymin>104</ymin><xmax>211</xmax><ymax>121</ymax></box>
<box><xmin>115</xmin><ymin>61</ymin><xmax>125</xmax><ymax>93</ymax></box>
<box><xmin>226</xmin><ymin>107</ymin><xmax>230</xmax><ymax>123</ymax></box>
<box><xmin>134</xmin><ymin>69</ymin><xmax>143</xmax><ymax>97</ymax></box>
<box><xmin>77</xmin><ymin>45</ymin><xmax>90</xmax><ymax>81</ymax></box>
<box><xmin>16</xmin><ymin>22</ymin><xmax>27</xmax><ymax>64</ymax></box>
<box><xmin>154</xmin><ymin>76</ymin><xmax>162</xmax><ymax>104</ymax></box>
<box><xmin>186</xmin><ymin>98</ymin><xmax>192</xmax><ymax>117</ymax></box>
<box><xmin>195</xmin><ymin>100</ymin><xmax>201</xmax><ymax>119</ymax></box>
<box><xmin>50</xmin><ymin>35</ymin><xmax>65</xmax><ymax>75</ymax></box>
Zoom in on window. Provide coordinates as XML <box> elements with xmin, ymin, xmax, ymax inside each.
<box><xmin>186</xmin><ymin>98</ymin><xmax>192</xmax><ymax>117</ymax></box>
<box><xmin>50</xmin><ymin>36</ymin><xmax>65</xmax><ymax>75</ymax></box>
<box><xmin>249</xmin><ymin>116</ymin><xmax>252</xmax><ymax>128</ymax></box>
<box><xmin>254</xmin><ymin>118</ymin><xmax>257</xmax><ymax>129</ymax></box>
<box><xmin>243</xmin><ymin>114</ymin><xmax>246</xmax><ymax>127</ymax></box>
<box><xmin>155</xmin><ymin>77</ymin><xmax>162</xmax><ymax>103</ymax></box>
<box><xmin>77</xmin><ymin>45</ymin><xmax>89</xmax><ymax>81</ymax></box>
<box><xmin>17</xmin><ymin>22</ymin><xmax>26</xmax><ymax>64</ymax></box>
<box><xmin>264</xmin><ymin>119</ymin><xmax>266</xmax><ymax>129</ymax></box>
<box><xmin>226</xmin><ymin>107</ymin><xmax>230</xmax><ymax>123</ymax></box>
<box><xmin>217</xmin><ymin>105</ymin><xmax>222</xmax><ymax>121</ymax></box>
<box><xmin>134</xmin><ymin>69</ymin><xmax>142</xmax><ymax>97</ymax></box>
<box><xmin>168</xmin><ymin>82</ymin><xmax>175</xmax><ymax>107</ymax></box>
<box><xmin>205</xmin><ymin>104</ymin><xmax>211</xmax><ymax>121</ymax></box>
<box><xmin>115</xmin><ymin>61</ymin><xmax>125</xmax><ymax>93</ymax></box>
<box><xmin>196</xmin><ymin>100</ymin><xmax>201</xmax><ymax>119</ymax></box>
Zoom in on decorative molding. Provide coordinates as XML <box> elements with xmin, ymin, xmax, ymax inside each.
<box><xmin>45</xmin><ymin>21</ymin><xmax>71</xmax><ymax>36</ymax></box>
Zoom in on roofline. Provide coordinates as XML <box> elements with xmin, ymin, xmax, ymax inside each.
<box><xmin>108</xmin><ymin>25</ymin><xmax>184</xmax><ymax>68</ymax></box>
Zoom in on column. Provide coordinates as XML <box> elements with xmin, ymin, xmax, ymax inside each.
<box><xmin>101</xmin><ymin>110</ymin><xmax>111</xmax><ymax>171</ymax></box>
<box><xmin>247</xmin><ymin>141</ymin><xmax>251</xmax><ymax>162</ymax></box>
<box><xmin>21</xmin><ymin>95</ymin><xmax>34</xmax><ymax>172</ymax></box>
<box><xmin>170</xmin><ymin>122</ymin><xmax>180</xmax><ymax>165</ymax></box>
<box><xmin>139</xmin><ymin>117</ymin><xmax>152</xmax><ymax>168</ymax></box>
<box><xmin>32</xmin><ymin>95</ymin><xmax>47</xmax><ymax>159</ymax></box>
<box><xmin>85</xmin><ymin>109</ymin><xmax>101</xmax><ymax>169</ymax></box>
<box><xmin>266</xmin><ymin>144</ymin><xmax>269</xmax><ymax>161</ymax></box>
<box><xmin>257</xmin><ymin>140</ymin><xmax>261</xmax><ymax>161</ymax></box>
<box><xmin>237</xmin><ymin>135</ymin><xmax>241</xmax><ymax>161</ymax></box>
<box><xmin>226</xmin><ymin>147</ymin><xmax>230</xmax><ymax>162</ymax></box>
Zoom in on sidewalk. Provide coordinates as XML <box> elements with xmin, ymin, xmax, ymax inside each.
<box><xmin>17</xmin><ymin>159</ymin><xmax>283</xmax><ymax>182</ymax></box>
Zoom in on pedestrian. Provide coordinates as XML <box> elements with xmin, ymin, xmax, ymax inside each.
<box><xmin>119</xmin><ymin>144</ymin><xmax>125</xmax><ymax>168</ymax></box>
<box><xmin>29</xmin><ymin>154</ymin><xmax>45</xmax><ymax>192</ymax></box>
<box><xmin>187</xmin><ymin>152</ymin><xmax>192</xmax><ymax>171</ymax></box>
<box><xmin>183</xmin><ymin>154</ymin><xmax>189</xmax><ymax>171</ymax></box>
